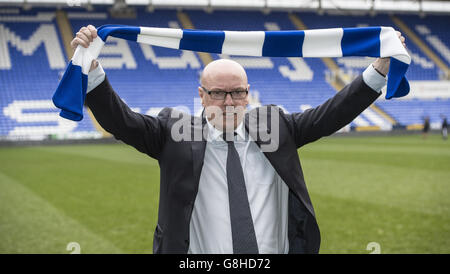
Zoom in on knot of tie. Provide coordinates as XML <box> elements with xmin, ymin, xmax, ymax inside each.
<box><xmin>221</xmin><ymin>132</ymin><xmax>237</xmax><ymax>143</ymax></box>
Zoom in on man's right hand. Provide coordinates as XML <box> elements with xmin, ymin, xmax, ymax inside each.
<box><xmin>70</xmin><ymin>25</ymin><xmax>98</xmax><ymax>72</ymax></box>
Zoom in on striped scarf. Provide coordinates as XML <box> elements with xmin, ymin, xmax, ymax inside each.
<box><xmin>53</xmin><ymin>25</ymin><xmax>410</xmax><ymax>121</ymax></box>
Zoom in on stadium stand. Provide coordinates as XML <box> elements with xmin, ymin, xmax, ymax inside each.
<box><xmin>401</xmin><ymin>14</ymin><xmax>450</xmax><ymax>69</ymax></box>
<box><xmin>1</xmin><ymin>5</ymin><xmax>449</xmax><ymax>140</ymax></box>
<box><xmin>299</xmin><ymin>12</ymin><xmax>442</xmax><ymax>81</ymax></box>
<box><xmin>0</xmin><ymin>7</ymin><xmax>99</xmax><ymax>140</ymax></box>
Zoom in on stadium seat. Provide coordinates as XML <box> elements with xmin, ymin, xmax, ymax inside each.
<box><xmin>1</xmin><ymin>6</ymin><xmax>449</xmax><ymax>140</ymax></box>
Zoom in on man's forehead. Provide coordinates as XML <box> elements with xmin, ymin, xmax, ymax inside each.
<box><xmin>201</xmin><ymin>59</ymin><xmax>248</xmax><ymax>87</ymax></box>
<box><xmin>202</xmin><ymin>76</ymin><xmax>247</xmax><ymax>90</ymax></box>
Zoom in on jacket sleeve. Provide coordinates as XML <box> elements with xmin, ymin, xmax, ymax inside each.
<box><xmin>285</xmin><ymin>75</ymin><xmax>381</xmax><ymax>148</ymax></box>
<box><xmin>85</xmin><ymin>76</ymin><xmax>170</xmax><ymax>159</ymax></box>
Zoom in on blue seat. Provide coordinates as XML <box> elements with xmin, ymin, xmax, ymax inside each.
<box><xmin>1</xmin><ymin>7</ymin><xmax>449</xmax><ymax>139</ymax></box>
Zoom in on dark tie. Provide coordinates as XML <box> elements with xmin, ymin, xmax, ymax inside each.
<box><xmin>223</xmin><ymin>133</ymin><xmax>259</xmax><ymax>254</ymax></box>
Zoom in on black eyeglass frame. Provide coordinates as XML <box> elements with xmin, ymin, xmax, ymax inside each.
<box><xmin>201</xmin><ymin>86</ymin><xmax>249</xmax><ymax>100</ymax></box>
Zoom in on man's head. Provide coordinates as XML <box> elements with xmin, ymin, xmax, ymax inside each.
<box><xmin>198</xmin><ymin>59</ymin><xmax>249</xmax><ymax>132</ymax></box>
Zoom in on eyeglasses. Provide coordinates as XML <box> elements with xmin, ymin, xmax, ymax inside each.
<box><xmin>201</xmin><ymin>87</ymin><xmax>248</xmax><ymax>100</ymax></box>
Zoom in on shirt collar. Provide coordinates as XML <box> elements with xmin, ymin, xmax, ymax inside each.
<box><xmin>206</xmin><ymin>118</ymin><xmax>246</xmax><ymax>142</ymax></box>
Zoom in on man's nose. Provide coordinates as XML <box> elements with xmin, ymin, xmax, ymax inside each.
<box><xmin>223</xmin><ymin>93</ymin><xmax>234</xmax><ymax>105</ymax></box>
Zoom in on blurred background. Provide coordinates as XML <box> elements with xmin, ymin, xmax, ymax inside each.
<box><xmin>0</xmin><ymin>0</ymin><xmax>449</xmax><ymax>254</ymax></box>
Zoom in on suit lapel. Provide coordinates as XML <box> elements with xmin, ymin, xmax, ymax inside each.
<box><xmin>191</xmin><ymin>111</ymin><xmax>207</xmax><ymax>183</ymax></box>
<box><xmin>244</xmin><ymin>107</ymin><xmax>316</xmax><ymax>217</ymax></box>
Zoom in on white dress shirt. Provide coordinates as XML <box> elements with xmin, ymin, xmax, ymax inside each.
<box><xmin>87</xmin><ymin>63</ymin><xmax>387</xmax><ymax>254</ymax></box>
<box><xmin>188</xmin><ymin>120</ymin><xmax>290</xmax><ymax>254</ymax></box>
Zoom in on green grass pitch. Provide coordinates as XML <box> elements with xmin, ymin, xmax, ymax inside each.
<box><xmin>0</xmin><ymin>134</ymin><xmax>449</xmax><ymax>254</ymax></box>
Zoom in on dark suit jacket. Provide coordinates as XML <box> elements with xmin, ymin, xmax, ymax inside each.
<box><xmin>86</xmin><ymin>75</ymin><xmax>380</xmax><ymax>254</ymax></box>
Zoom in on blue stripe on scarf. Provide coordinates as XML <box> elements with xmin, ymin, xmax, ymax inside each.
<box><xmin>386</xmin><ymin>57</ymin><xmax>410</xmax><ymax>99</ymax></box>
<box><xmin>97</xmin><ymin>24</ymin><xmax>141</xmax><ymax>42</ymax></box>
<box><xmin>52</xmin><ymin>61</ymin><xmax>87</xmax><ymax>121</ymax></box>
<box><xmin>179</xmin><ymin>30</ymin><xmax>225</xmax><ymax>53</ymax></box>
<box><xmin>262</xmin><ymin>31</ymin><xmax>305</xmax><ymax>57</ymax></box>
<box><xmin>341</xmin><ymin>27</ymin><xmax>381</xmax><ymax>57</ymax></box>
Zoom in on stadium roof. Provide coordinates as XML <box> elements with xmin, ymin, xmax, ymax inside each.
<box><xmin>0</xmin><ymin>0</ymin><xmax>450</xmax><ymax>14</ymax></box>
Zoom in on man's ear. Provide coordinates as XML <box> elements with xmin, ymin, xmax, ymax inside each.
<box><xmin>198</xmin><ymin>86</ymin><xmax>205</xmax><ymax>107</ymax></box>
<box><xmin>245</xmin><ymin>84</ymin><xmax>251</xmax><ymax>105</ymax></box>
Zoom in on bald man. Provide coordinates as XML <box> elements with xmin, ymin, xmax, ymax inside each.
<box><xmin>75</xmin><ymin>25</ymin><xmax>405</xmax><ymax>254</ymax></box>
<box><xmin>199</xmin><ymin>59</ymin><xmax>249</xmax><ymax>131</ymax></box>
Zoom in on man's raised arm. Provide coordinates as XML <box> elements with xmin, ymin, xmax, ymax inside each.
<box><xmin>285</xmin><ymin>31</ymin><xmax>407</xmax><ymax>148</ymax></box>
<box><xmin>72</xmin><ymin>25</ymin><xmax>168</xmax><ymax>159</ymax></box>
